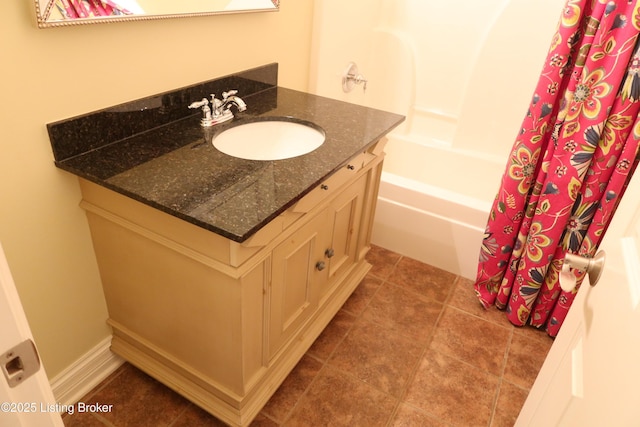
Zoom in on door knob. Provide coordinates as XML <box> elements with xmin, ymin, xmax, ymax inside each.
<box><xmin>316</xmin><ymin>261</ymin><xmax>326</xmax><ymax>271</ymax></box>
<box><xmin>559</xmin><ymin>251</ymin><xmax>606</xmax><ymax>292</ymax></box>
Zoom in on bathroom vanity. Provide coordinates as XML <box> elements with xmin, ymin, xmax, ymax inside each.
<box><xmin>48</xmin><ymin>64</ymin><xmax>404</xmax><ymax>426</ymax></box>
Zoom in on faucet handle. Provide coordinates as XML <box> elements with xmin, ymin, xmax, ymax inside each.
<box><xmin>222</xmin><ymin>90</ymin><xmax>238</xmax><ymax>99</ymax></box>
<box><xmin>188</xmin><ymin>98</ymin><xmax>214</xmax><ymax>127</ymax></box>
<box><xmin>188</xmin><ymin>98</ymin><xmax>209</xmax><ymax>109</ymax></box>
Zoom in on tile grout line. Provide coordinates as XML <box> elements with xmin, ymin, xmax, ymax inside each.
<box><xmin>277</xmin><ymin>302</ymin><xmax>361</xmax><ymax>425</ymax></box>
<box><xmin>280</xmin><ymin>253</ymin><xmax>407</xmax><ymax>426</ymax></box>
<box><xmin>166</xmin><ymin>402</ymin><xmax>194</xmax><ymax>427</ymax></box>
<box><xmin>380</xmin><ymin>253</ymin><xmax>460</xmax><ymax>426</ymax></box>
<box><xmin>488</xmin><ymin>324</ymin><xmax>516</xmax><ymax>427</ymax></box>
<box><xmin>266</xmin><ymin>256</ymin><xmax>390</xmax><ymax>425</ymax></box>
<box><xmin>382</xmin><ymin>264</ymin><xmax>455</xmax><ymax>426</ymax></box>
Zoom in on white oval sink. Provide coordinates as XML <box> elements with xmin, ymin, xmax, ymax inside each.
<box><xmin>212</xmin><ymin>118</ymin><xmax>325</xmax><ymax>161</ymax></box>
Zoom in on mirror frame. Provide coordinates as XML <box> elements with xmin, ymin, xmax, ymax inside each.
<box><xmin>35</xmin><ymin>0</ymin><xmax>279</xmax><ymax>28</ymax></box>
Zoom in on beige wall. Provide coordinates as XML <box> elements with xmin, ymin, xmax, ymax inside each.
<box><xmin>1</xmin><ymin>1</ymin><xmax>314</xmax><ymax>379</ymax></box>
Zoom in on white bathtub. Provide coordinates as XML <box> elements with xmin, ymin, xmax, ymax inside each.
<box><xmin>372</xmin><ymin>169</ymin><xmax>489</xmax><ymax>280</ymax></box>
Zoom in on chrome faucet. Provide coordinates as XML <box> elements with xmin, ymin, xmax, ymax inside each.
<box><xmin>219</xmin><ymin>90</ymin><xmax>247</xmax><ymax>114</ymax></box>
<box><xmin>188</xmin><ymin>90</ymin><xmax>247</xmax><ymax>127</ymax></box>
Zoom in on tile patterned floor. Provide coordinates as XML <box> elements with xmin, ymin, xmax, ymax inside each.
<box><xmin>63</xmin><ymin>245</ymin><xmax>553</xmax><ymax>427</ymax></box>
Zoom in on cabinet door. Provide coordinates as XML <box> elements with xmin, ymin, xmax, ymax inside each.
<box><xmin>320</xmin><ymin>173</ymin><xmax>368</xmax><ymax>304</ymax></box>
<box><xmin>267</xmin><ymin>209</ymin><xmax>329</xmax><ymax>359</ymax></box>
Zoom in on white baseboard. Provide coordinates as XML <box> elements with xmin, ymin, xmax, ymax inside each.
<box><xmin>50</xmin><ymin>337</ymin><xmax>124</xmax><ymax>406</ymax></box>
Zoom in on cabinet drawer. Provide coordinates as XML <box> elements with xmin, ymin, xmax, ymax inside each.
<box><xmin>291</xmin><ymin>152</ymin><xmax>366</xmax><ymax>214</ymax></box>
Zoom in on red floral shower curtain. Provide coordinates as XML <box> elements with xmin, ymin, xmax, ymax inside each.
<box><xmin>474</xmin><ymin>0</ymin><xmax>640</xmax><ymax>337</ymax></box>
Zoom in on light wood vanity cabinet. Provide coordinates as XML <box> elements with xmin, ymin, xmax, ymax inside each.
<box><xmin>267</xmin><ymin>170</ymin><xmax>367</xmax><ymax>360</ymax></box>
<box><xmin>79</xmin><ymin>140</ymin><xmax>385</xmax><ymax>427</ymax></box>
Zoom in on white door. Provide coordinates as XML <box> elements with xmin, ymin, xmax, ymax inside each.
<box><xmin>517</xmin><ymin>178</ymin><xmax>640</xmax><ymax>426</ymax></box>
<box><xmin>0</xmin><ymin>243</ymin><xmax>63</xmax><ymax>426</ymax></box>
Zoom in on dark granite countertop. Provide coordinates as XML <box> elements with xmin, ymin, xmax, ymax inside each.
<box><xmin>51</xmin><ymin>67</ymin><xmax>404</xmax><ymax>242</ymax></box>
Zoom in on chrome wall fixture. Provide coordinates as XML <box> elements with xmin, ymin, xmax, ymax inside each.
<box><xmin>342</xmin><ymin>62</ymin><xmax>368</xmax><ymax>93</ymax></box>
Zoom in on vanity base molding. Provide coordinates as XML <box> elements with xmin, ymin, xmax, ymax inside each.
<box><xmin>80</xmin><ymin>141</ymin><xmax>386</xmax><ymax>426</ymax></box>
